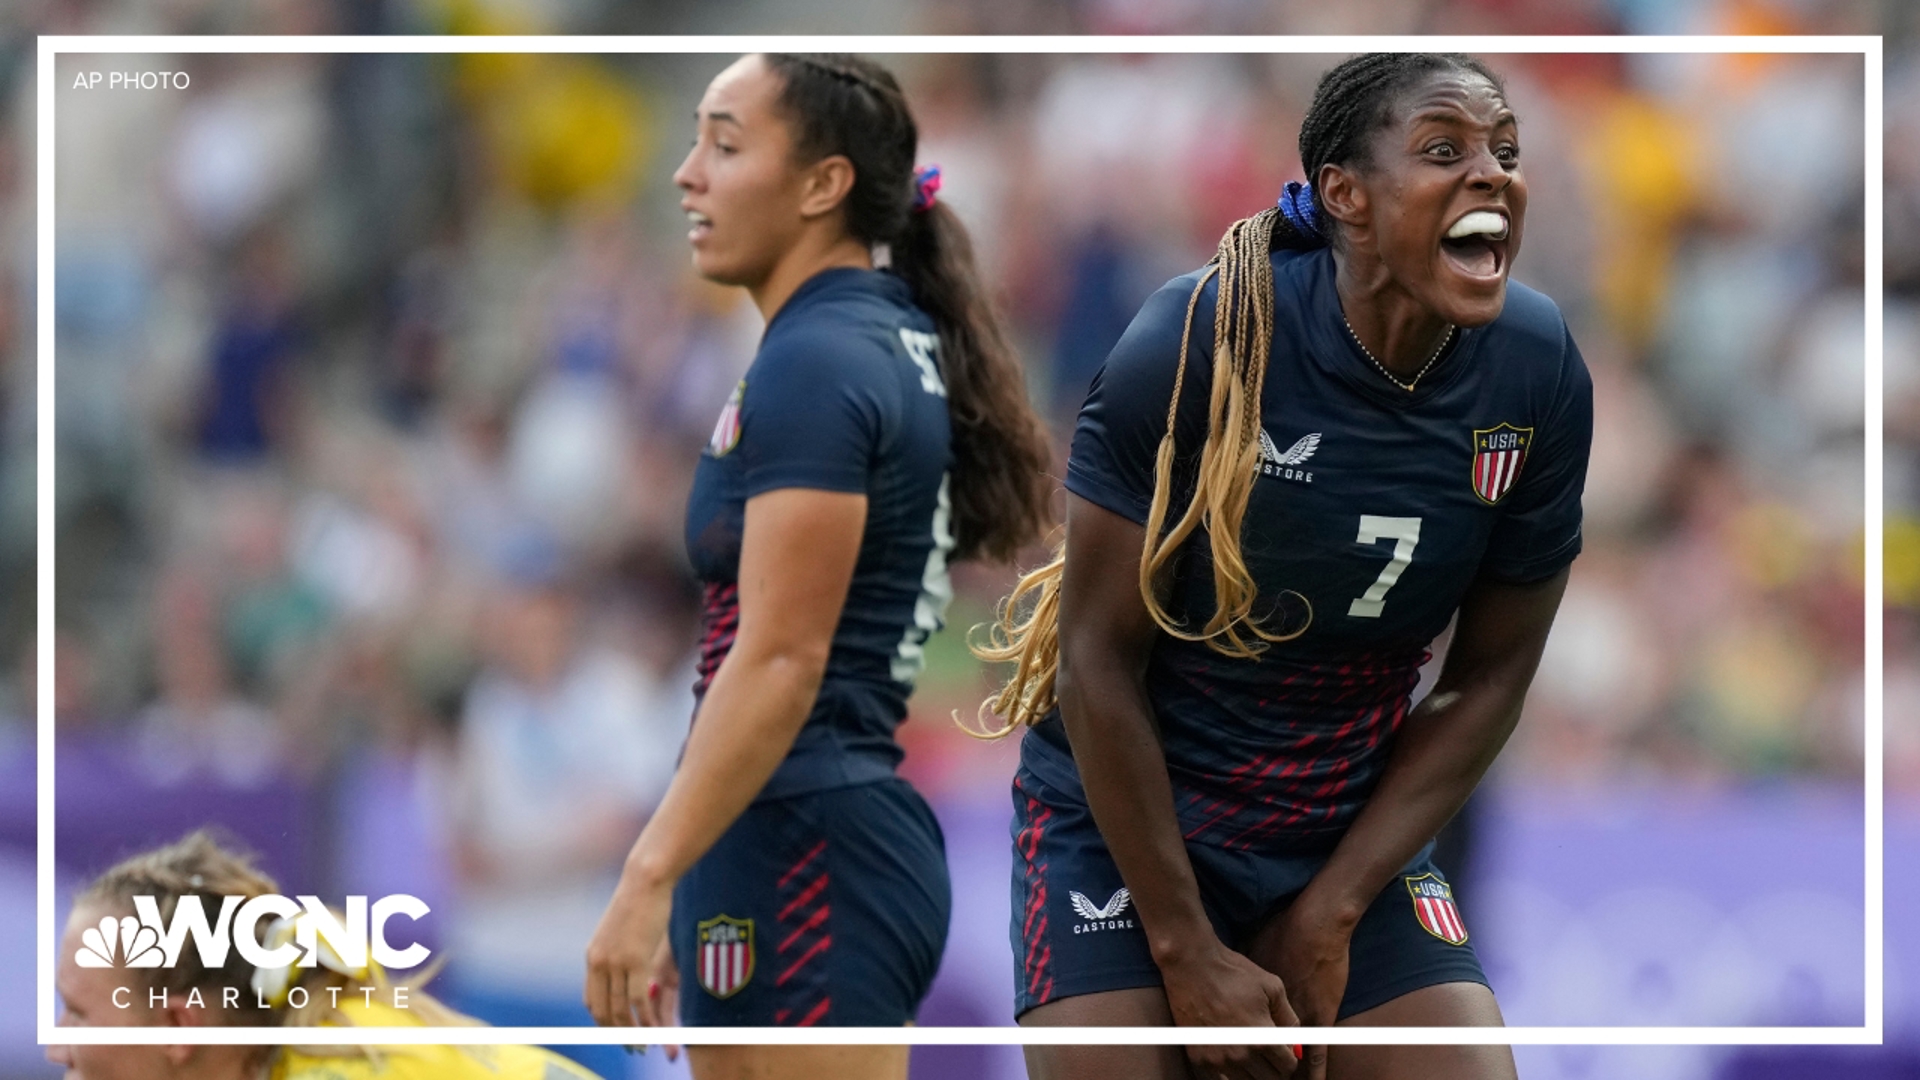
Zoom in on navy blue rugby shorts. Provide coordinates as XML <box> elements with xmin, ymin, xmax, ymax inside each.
<box><xmin>1009</xmin><ymin>765</ymin><xmax>1486</xmax><ymax>1019</ymax></box>
<box><xmin>672</xmin><ymin>777</ymin><xmax>950</xmax><ymax>1026</ymax></box>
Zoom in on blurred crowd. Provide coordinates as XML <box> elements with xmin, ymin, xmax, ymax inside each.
<box><xmin>0</xmin><ymin>0</ymin><xmax>1892</xmax><ymax>1069</ymax></box>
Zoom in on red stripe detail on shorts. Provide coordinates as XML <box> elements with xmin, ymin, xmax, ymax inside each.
<box><xmin>777</xmin><ymin>840</ymin><xmax>828</xmax><ymax>888</ymax></box>
<box><xmin>795</xmin><ymin>997</ymin><xmax>831</xmax><ymax>1027</ymax></box>
<box><xmin>776</xmin><ymin>935</ymin><xmax>833</xmax><ymax>987</ymax></box>
<box><xmin>1013</xmin><ymin>782</ymin><xmax>1056</xmax><ymax>1002</ymax></box>
<box><xmin>778</xmin><ymin>903</ymin><xmax>831</xmax><ymax>953</ymax></box>
<box><xmin>777</xmin><ymin>873</ymin><xmax>830</xmax><ymax>922</ymax></box>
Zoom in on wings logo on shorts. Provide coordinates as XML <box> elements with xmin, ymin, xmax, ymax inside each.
<box><xmin>1471</xmin><ymin>423</ymin><xmax>1531</xmax><ymax>504</ymax></box>
<box><xmin>1069</xmin><ymin>888</ymin><xmax>1131</xmax><ymax>921</ymax></box>
<box><xmin>708</xmin><ymin>380</ymin><xmax>745</xmax><ymax>457</ymax></box>
<box><xmin>1405</xmin><ymin>873</ymin><xmax>1469</xmax><ymax>946</ymax></box>
<box><xmin>696</xmin><ymin>914</ymin><xmax>755</xmax><ymax>998</ymax></box>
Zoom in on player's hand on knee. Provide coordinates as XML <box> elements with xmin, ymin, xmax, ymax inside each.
<box><xmin>1250</xmin><ymin>899</ymin><xmax>1350</xmax><ymax>1080</ymax></box>
<box><xmin>1273</xmin><ymin>921</ymin><xmax>1350</xmax><ymax>1035</ymax></box>
<box><xmin>1184</xmin><ymin>1038</ymin><xmax>1302</xmax><ymax>1080</ymax></box>
<box><xmin>1298</xmin><ymin>1043</ymin><xmax>1328</xmax><ymax>1080</ymax></box>
<box><xmin>1161</xmin><ymin>943</ymin><xmax>1305</xmax><ymax>1077</ymax></box>
<box><xmin>1161</xmin><ymin>940</ymin><xmax>1292</xmax><ymax>1027</ymax></box>
<box><xmin>1252</xmin><ymin>897</ymin><xmax>1352</xmax><ymax>1022</ymax></box>
<box><xmin>1260</xmin><ymin>988</ymin><xmax>1307</xmax><ymax>1078</ymax></box>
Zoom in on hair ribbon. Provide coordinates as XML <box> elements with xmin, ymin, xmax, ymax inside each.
<box><xmin>1277</xmin><ymin>180</ymin><xmax>1327</xmax><ymax>245</ymax></box>
<box><xmin>912</xmin><ymin>165</ymin><xmax>942</xmax><ymax>212</ymax></box>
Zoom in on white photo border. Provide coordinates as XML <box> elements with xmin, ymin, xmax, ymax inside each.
<box><xmin>36</xmin><ymin>33</ymin><xmax>1884</xmax><ymax>1047</ymax></box>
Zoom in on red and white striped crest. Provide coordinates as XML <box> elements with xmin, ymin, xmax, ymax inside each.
<box><xmin>1405</xmin><ymin>874</ymin><xmax>1469</xmax><ymax>946</ymax></box>
<box><xmin>696</xmin><ymin>915</ymin><xmax>755</xmax><ymax>999</ymax></box>
<box><xmin>1471</xmin><ymin>423</ymin><xmax>1532</xmax><ymax>504</ymax></box>
<box><xmin>708</xmin><ymin>380</ymin><xmax>745</xmax><ymax>457</ymax></box>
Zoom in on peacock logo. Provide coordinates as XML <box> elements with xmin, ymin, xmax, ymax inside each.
<box><xmin>75</xmin><ymin>915</ymin><xmax>164</xmax><ymax>968</ymax></box>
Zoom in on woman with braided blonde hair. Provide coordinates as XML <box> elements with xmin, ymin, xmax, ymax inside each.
<box><xmin>49</xmin><ymin>830</ymin><xmax>600</xmax><ymax>1080</ymax></box>
<box><xmin>978</xmin><ymin>53</ymin><xmax>1590</xmax><ymax>1080</ymax></box>
<box><xmin>582</xmin><ymin>51</ymin><xmax>1048</xmax><ymax>1077</ymax></box>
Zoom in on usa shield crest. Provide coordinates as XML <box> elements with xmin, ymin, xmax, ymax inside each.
<box><xmin>1405</xmin><ymin>874</ymin><xmax>1469</xmax><ymax>946</ymax></box>
<box><xmin>1471</xmin><ymin>423</ymin><xmax>1532</xmax><ymax>504</ymax></box>
<box><xmin>696</xmin><ymin>914</ymin><xmax>755</xmax><ymax>998</ymax></box>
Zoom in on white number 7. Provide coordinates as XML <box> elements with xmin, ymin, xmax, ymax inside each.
<box><xmin>1348</xmin><ymin>515</ymin><xmax>1422</xmax><ymax>618</ymax></box>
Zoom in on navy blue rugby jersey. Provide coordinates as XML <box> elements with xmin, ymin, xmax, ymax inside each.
<box><xmin>1022</xmin><ymin>245</ymin><xmax>1592</xmax><ymax>853</ymax></box>
<box><xmin>685</xmin><ymin>268</ymin><xmax>956</xmax><ymax>801</ymax></box>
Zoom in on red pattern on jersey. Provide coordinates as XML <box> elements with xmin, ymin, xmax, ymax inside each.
<box><xmin>1171</xmin><ymin>647</ymin><xmax>1426</xmax><ymax>850</ymax></box>
<box><xmin>694</xmin><ymin>581</ymin><xmax>741</xmax><ymax>698</ymax></box>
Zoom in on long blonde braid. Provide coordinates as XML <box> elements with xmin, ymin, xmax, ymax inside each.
<box><xmin>966</xmin><ymin>207</ymin><xmax>1309</xmax><ymax>737</ymax></box>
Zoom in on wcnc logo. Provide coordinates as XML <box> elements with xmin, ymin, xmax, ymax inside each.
<box><xmin>76</xmin><ymin>894</ymin><xmax>430</xmax><ymax>972</ymax></box>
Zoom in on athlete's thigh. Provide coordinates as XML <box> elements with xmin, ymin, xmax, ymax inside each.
<box><xmin>1328</xmin><ymin>982</ymin><xmax>1516</xmax><ymax>1080</ymax></box>
<box><xmin>1020</xmin><ymin>987</ymin><xmax>1190</xmax><ymax>1080</ymax></box>
<box><xmin>687</xmin><ymin>1044</ymin><xmax>909</xmax><ymax>1080</ymax></box>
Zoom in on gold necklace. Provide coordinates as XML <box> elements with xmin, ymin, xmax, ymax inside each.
<box><xmin>1344</xmin><ymin>315</ymin><xmax>1455</xmax><ymax>392</ymax></box>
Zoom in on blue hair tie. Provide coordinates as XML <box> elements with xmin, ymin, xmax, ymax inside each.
<box><xmin>1277</xmin><ymin>181</ymin><xmax>1327</xmax><ymax>246</ymax></box>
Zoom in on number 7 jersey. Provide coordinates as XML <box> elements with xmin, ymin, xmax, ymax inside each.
<box><xmin>1022</xmin><ymin>245</ymin><xmax>1593</xmax><ymax>853</ymax></box>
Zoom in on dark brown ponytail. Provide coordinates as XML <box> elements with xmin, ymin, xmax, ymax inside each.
<box><xmin>764</xmin><ymin>53</ymin><xmax>1050</xmax><ymax>562</ymax></box>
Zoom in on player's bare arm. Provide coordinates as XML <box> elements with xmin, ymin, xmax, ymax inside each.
<box><xmin>584</xmin><ymin>488</ymin><xmax>865</xmax><ymax>1028</ymax></box>
<box><xmin>1250</xmin><ymin>566</ymin><xmax>1568</xmax><ymax>1035</ymax></box>
<box><xmin>1034</xmin><ymin>492</ymin><xmax>1303</xmax><ymax>1080</ymax></box>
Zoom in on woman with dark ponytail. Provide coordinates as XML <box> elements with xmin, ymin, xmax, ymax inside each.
<box><xmin>978</xmin><ymin>54</ymin><xmax>1590</xmax><ymax>1079</ymax></box>
<box><xmin>583</xmin><ymin>52</ymin><xmax>1048</xmax><ymax>1075</ymax></box>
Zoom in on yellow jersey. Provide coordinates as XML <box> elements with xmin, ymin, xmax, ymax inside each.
<box><xmin>265</xmin><ymin>1000</ymin><xmax>604</xmax><ymax>1080</ymax></box>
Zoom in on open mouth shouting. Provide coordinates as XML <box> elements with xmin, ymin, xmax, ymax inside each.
<box><xmin>1439</xmin><ymin>208</ymin><xmax>1510</xmax><ymax>283</ymax></box>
